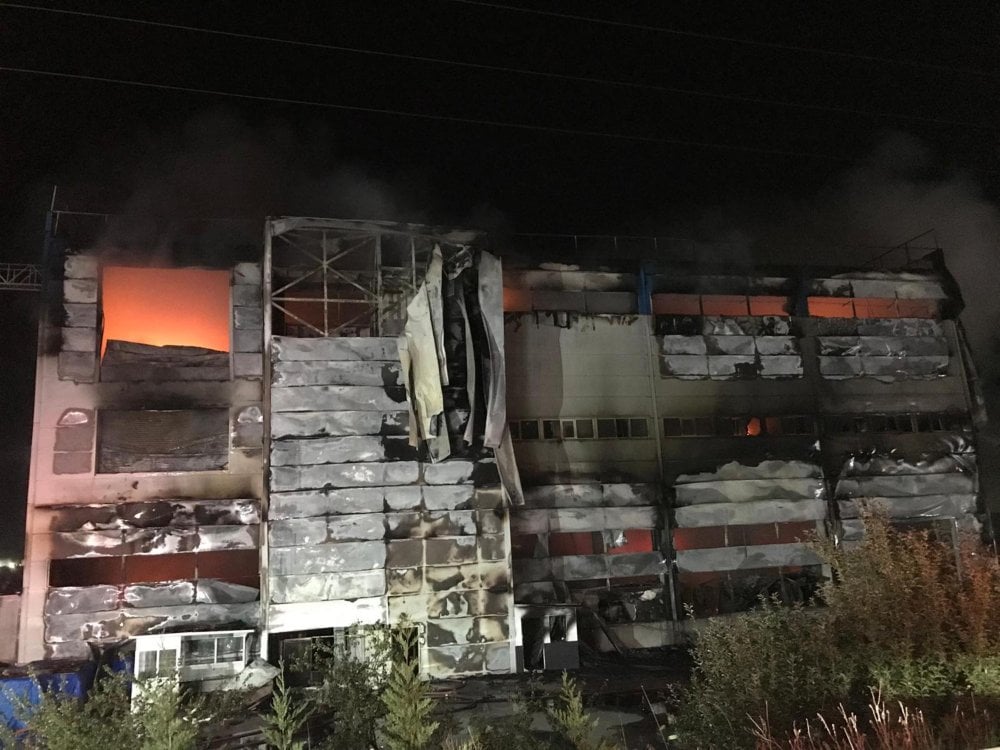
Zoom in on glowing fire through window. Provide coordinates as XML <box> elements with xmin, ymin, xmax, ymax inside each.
<box><xmin>101</xmin><ymin>267</ymin><xmax>231</xmax><ymax>354</ymax></box>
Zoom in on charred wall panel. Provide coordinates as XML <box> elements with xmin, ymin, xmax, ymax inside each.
<box><xmin>268</xmin><ymin>331</ymin><xmax>515</xmax><ymax>677</ymax></box>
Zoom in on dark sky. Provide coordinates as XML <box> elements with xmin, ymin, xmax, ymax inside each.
<box><xmin>1</xmin><ymin>1</ymin><xmax>999</xmax><ymax>557</ymax></box>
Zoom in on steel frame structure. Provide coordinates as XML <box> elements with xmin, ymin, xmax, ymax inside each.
<box><xmin>0</xmin><ymin>263</ymin><xmax>42</xmax><ymax>292</ymax></box>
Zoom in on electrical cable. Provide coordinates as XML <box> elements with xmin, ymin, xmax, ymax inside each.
<box><xmin>441</xmin><ymin>0</ymin><xmax>1000</xmax><ymax>80</ymax></box>
<box><xmin>0</xmin><ymin>64</ymin><xmax>866</xmax><ymax>162</ymax></box>
<box><xmin>0</xmin><ymin>3</ymin><xmax>992</xmax><ymax>130</ymax></box>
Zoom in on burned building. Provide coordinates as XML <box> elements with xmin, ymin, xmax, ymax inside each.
<box><xmin>16</xmin><ymin>214</ymin><xmax>987</xmax><ymax>678</ymax></box>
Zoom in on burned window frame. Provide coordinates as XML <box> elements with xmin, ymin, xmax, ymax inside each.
<box><xmin>511</xmin><ymin>417</ymin><xmax>652</xmax><ymax>441</ymax></box>
<box><xmin>663</xmin><ymin>414</ymin><xmax>818</xmax><ymax>438</ymax></box>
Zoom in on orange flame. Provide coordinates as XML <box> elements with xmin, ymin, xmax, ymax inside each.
<box><xmin>101</xmin><ymin>266</ymin><xmax>231</xmax><ymax>354</ymax></box>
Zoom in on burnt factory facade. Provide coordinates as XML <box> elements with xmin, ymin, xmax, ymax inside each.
<box><xmin>17</xmin><ymin>215</ymin><xmax>986</xmax><ymax>678</ymax></box>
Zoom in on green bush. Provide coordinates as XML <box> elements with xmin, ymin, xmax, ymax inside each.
<box><xmin>677</xmin><ymin>515</ymin><xmax>1000</xmax><ymax>748</ymax></box>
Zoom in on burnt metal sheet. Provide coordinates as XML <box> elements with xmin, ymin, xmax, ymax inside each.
<box><xmin>835</xmin><ymin>473</ymin><xmax>976</xmax><ymax>498</ymax></box>
<box><xmin>45</xmin><ymin>586</ymin><xmax>119</xmax><ymax>615</ymax></box>
<box><xmin>400</xmin><ymin>280</ymin><xmax>449</xmax><ymax>455</ymax></box>
<box><xmin>422</xmin><ymin>485</ymin><xmax>476</xmax><ymax>510</ymax></box>
<box><xmin>840</xmin><ymin>453</ymin><xmax>976</xmax><ymax>477</ymax></box>
<box><xmin>857</xmin><ymin>319</ymin><xmax>943</xmax><ymax>337</ymax></box>
<box><xmin>270</xmin><ymin>570</ymin><xmax>386</xmax><ymax>603</ymax></box>
<box><xmin>195</xmin><ymin>580</ymin><xmax>259</xmax><ymax>604</ymax></box>
<box><xmin>675</xmin><ymin>499</ymin><xmax>826</xmax><ymax>527</ymax></box>
<box><xmin>385</xmin><ymin>511</ymin><xmax>477</xmax><ymax>539</ymax></box>
<box><xmin>43</xmin><ymin>499</ymin><xmax>260</xmax><ymax>532</ymax></box>
<box><xmin>45</xmin><ymin>602</ymin><xmax>259</xmax><ymax>642</ymax></box>
<box><xmin>760</xmin><ymin>355</ymin><xmax>804</xmax><ymax>377</ymax></box>
<box><xmin>675</xmin><ymin>543</ymin><xmax>822</xmax><ymax>573</ymax></box>
<box><xmin>123</xmin><ymin>581</ymin><xmax>196</xmax><ymax>608</ymax></box>
<box><xmin>511</xmin><ymin>507</ymin><xmax>657</xmax><ymax>534</ymax></box>
<box><xmin>269</xmin><ymin>338</ymin><xmax>394</xmax><ymax>367</ymax></box>
<box><xmin>707</xmin><ymin>355</ymin><xmax>757</xmax><ymax>378</ymax></box>
<box><xmin>269</xmin><ymin>541</ymin><xmax>387</xmax><ymax>575</ymax></box>
<box><xmin>269</xmin><ymin>461</ymin><xmax>420</xmax><ymax>491</ymax></box>
<box><xmin>426</xmin><ymin>247</ymin><xmax>450</xmax><ymax>386</ymax></box>
<box><xmin>478</xmin><ymin>251</ymin><xmax>507</xmax><ymax>449</ymax></box>
<box><xmin>270</xmin><ymin>436</ymin><xmax>401</xmax><ymax>465</ymax></box>
<box><xmin>50</xmin><ymin>525</ymin><xmax>258</xmax><ymax>559</ymax></box>
<box><xmin>424</xmin><ymin>461</ymin><xmax>474</xmax><ymax>484</ymax></box>
<box><xmin>675</xmin><ymin>478</ymin><xmax>825</xmax><ymax>506</ymax></box>
<box><xmin>755</xmin><ymin>336</ymin><xmax>799</xmax><ymax>355</ymax></box>
<box><xmin>705</xmin><ymin>335</ymin><xmax>755</xmax><ymax>356</ymax></box>
<box><xmin>425</xmin><ymin>537</ymin><xmax>478</xmax><ymax>566</ymax></box>
<box><xmin>425</xmin><ymin>615</ymin><xmax>508</xmax><ymax>646</ymax></box>
<box><xmin>271</xmin><ymin>385</ymin><xmax>406</xmax><ymax>413</ymax></box>
<box><xmin>423</xmin><ymin>560</ymin><xmax>509</xmax><ymax>591</ymax></box>
<box><xmin>272</xmin><ymin>360</ymin><xmax>402</xmax><ymax>387</ymax></box>
<box><xmin>267</xmin><ymin>598</ymin><xmax>386</xmax><ymax>632</ymax></box>
<box><xmin>269</xmin><ymin>486</ymin><xmax>414</xmax><ymax>518</ymax></box>
<box><xmin>661</xmin><ymin>354</ymin><xmax>709</xmax><ymax>378</ymax></box>
<box><xmin>659</xmin><ymin>336</ymin><xmax>707</xmax><ymax>355</ymax></box>
<box><xmin>838</xmin><ymin>495</ymin><xmax>976</xmax><ymax>520</ymax></box>
<box><xmin>677</xmin><ymin>459</ymin><xmax>823</xmax><ymax>483</ymax></box>
<box><xmin>271</xmin><ymin>410</ymin><xmax>408</xmax><ymax>438</ymax></box>
<box><xmin>818</xmin><ymin>336</ymin><xmax>948</xmax><ymax>357</ymax></box>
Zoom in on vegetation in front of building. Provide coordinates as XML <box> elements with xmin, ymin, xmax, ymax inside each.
<box><xmin>676</xmin><ymin>514</ymin><xmax>1000</xmax><ymax>748</ymax></box>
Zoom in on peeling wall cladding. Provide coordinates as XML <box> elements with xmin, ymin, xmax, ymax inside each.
<box><xmin>658</xmin><ymin>325</ymin><xmax>804</xmax><ymax>380</ymax></box>
<box><xmin>834</xmin><ymin>451</ymin><xmax>980</xmax><ymax>529</ymax></box>
<box><xmin>511</xmin><ymin>482</ymin><xmax>667</xmax><ymax>612</ymax></box>
<box><xmin>268</xmin><ymin>335</ymin><xmax>513</xmax><ymax>677</ymax></box>
<box><xmin>672</xmin><ymin>460</ymin><xmax>828</xmax><ymax>574</ymax></box>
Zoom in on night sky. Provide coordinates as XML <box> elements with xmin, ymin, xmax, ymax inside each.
<box><xmin>1</xmin><ymin>1</ymin><xmax>999</xmax><ymax>557</ymax></box>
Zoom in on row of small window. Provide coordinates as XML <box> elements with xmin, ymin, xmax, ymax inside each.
<box><xmin>664</xmin><ymin>415</ymin><xmax>816</xmax><ymax>438</ymax></box>
<box><xmin>510</xmin><ymin>417</ymin><xmax>651</xmax><ymax>441</ymax></box>
<box><xmin>662</xmin><ymin>412</ymin><xmax>968</xmax><ymax>438</ymax></box>
<box><xmin>512</xmin><ymin>412</ymin><xmax>969</xmax><ymax>442</ymax></box>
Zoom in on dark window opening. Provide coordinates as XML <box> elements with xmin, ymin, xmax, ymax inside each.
<box><xmin>576</xmin><ymin>419</ymin><xmax>595</xmax><ymax>439</ymax></box>
<box><xmin>520</xmin><ymin>420</ymin><xmax>540</xmax><ymax>440</ymax></box>
<box><xmin>596</xmin><ymin>419</ymin><xmax>616</xmax><ymax>438</ymax></box>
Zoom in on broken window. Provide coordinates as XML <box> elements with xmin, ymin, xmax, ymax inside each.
<box><xmin>520</xmin><ymin>420</ymin><xmax>540</xmax><ymax>440</ymax></box>
<box><xmin>98</xmin><ymin>409</ymin><xmax>229</xmax><ymax>473</ymax></box>
<box><xmin>101</xmin><ymin>266</ymin><xmax>230</xmax><ymax>358</ymax></box>
<box><xmin>665</xmin><ymin>414</ymin><xmax>816</xmax><ymax>438</ymax></box>
<box><xmin>824</xmin><ymin>413</ymin><xmax>962</xmax><ymax>435</ymax></box>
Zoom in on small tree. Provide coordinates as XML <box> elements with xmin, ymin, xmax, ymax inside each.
<box><xmin>261</xmin><ymin>669</ymin><xmax>311</xmax><ymax>750</ymax></box>
<box><xmin>547</xmin><ymin>672</ymin><xmax>618</xmax><ymax>750</ymax></box>
<box><xmin>133</xmin><ymin>677</ymin><xmax>202</xmax><ymax>750</ymax></box>
<box><xmin>380</xmin><ymin>626</ymin><xmax>438</xmax><ymax>750</ymax></box>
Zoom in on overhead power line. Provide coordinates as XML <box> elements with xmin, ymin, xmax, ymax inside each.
<box><xmin>0</xmin><ymin>65</ymin><xmax>852</xmax><ymax>161</ymax></box>
<box><xmin>3</xmin><ymin>66</ymin><xmax>998</xmax><ymax>174</ymax></box>
<box><xmin>442</xmin><ymin>0</ymin><xmax>1000</xmax><ymax>80</ymax></box>
<box><xmin>0</xmin><ymin>2</ymin><xmax>991</xmax><ymax>130</ymax></box>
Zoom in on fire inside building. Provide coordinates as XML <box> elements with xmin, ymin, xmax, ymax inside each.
<box><xmin>12</xmin><ymin>213</ymin><xmax>987</xmax><ymax>688</ymax></box>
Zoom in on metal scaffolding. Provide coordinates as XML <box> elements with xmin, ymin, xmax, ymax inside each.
<box><xmin>0</xmin><ymin>263</ymin><xmax>42</xmax><ymax>292</ymax></box>
<box><xmin>264</xmin><ymin>218</ymin><xmax>485</xmax><ymax>337</ymax></box>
